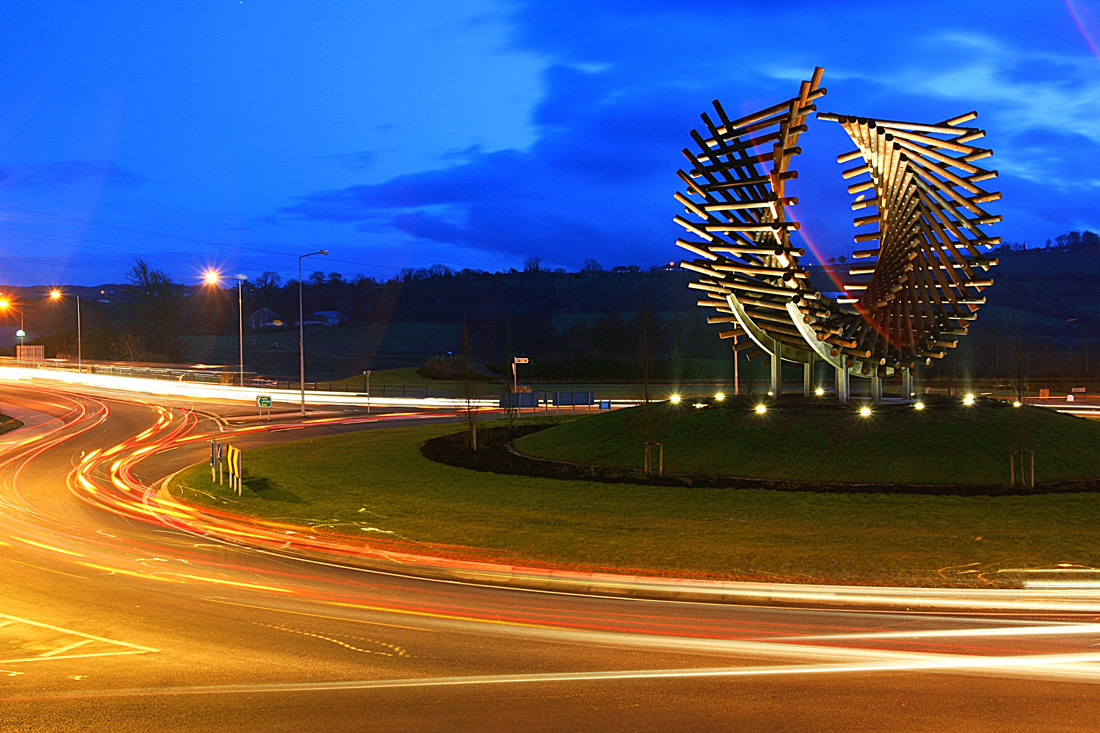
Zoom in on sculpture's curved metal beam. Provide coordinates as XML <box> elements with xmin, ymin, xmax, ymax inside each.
<box><xmin>675</xmin><ymin>67</ymin><xmax>999</xmax><ymax>393</ymax></box>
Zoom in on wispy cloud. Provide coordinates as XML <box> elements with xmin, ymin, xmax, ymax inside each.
<box><xmin>0</xmin><ymin>160</ymin><xmax>146</xmax><ymax>190</ymax></box>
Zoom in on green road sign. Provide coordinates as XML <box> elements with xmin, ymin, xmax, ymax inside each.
<box><xmin>257</xmin><ymin>395</ymin><xmax>272</xmax><ymax>408</ymax></box>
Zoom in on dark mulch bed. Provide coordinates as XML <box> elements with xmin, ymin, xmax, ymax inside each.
<box><xmin>420</xmin><ymin>423</ymin><xmax>1100</xmax><ymax>497</ymax></box>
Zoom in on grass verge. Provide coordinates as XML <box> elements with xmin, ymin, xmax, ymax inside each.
<box><xmin>171</xmin><ymin>419</ymin><xmax>1100</xmax><ymax>587</ymax></box>
<box><xmin>0</xmin><ymin>414</ymin><xmax>22</xmax><ymax>436</ymax></box>
<box><xmin>516</xmin><ymin>398</ymin><xmax>1100</xmax><ymax>485</ymax></box>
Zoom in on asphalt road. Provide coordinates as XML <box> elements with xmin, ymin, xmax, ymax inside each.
<box><xmin>0</xmin><ymin>382</ymin><xmax>1098</xmax><ymax>731</ymax></box>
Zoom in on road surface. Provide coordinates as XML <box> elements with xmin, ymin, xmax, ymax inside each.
<box><xmin>0</xmin><ymin>382</ymin><xmax>1097</xmax><ymax>731</ymax></box>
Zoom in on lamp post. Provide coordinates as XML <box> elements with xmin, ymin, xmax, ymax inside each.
<box><xmin>0</xmin><ymin>299</ymin><xmax>24</xmax><ymax>357</ymax></box>
<box><xmin>49</xmin><ymin>290</ymin><xmax>81</xmax><ymax>371</ymax></box>
<box><xmin>203</xmin><ymin>271</ymin><xmax>247</xmax><ymax>387</ymax></box>
<box><xmin>235</xmin><ymin>276</ymin><xmax>245</xmax><ymax>387</ymax></box>
<box><xmin>298</xmin><ymin>250</ymin><xmax>328</xmax><ymax>417</ymax></box>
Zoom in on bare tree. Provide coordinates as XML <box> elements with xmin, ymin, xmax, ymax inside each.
<box><xmin>111</xmin><ymin>329</ymin><xmax>144</xmax><ymax>363</ymax></box>
<box><xmin>127</xmin><ymin>258</ymin><xmax>184</xmax><ymax>362</ymax></box>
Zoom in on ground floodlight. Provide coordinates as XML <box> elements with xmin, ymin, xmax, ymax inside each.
<box><xmin>754</xmin><ymin>404</ymin><xmax>767</xmax><ymax>414</ymax></box>
<box><xmin>814</xmin><ymin>387</ymin><xmax>825</xmax><ymax>397</ymax></box>
<box><xmin>1013</xmin><ymin>400</ymin><xmax>1022</xmax><ymax>408</ymax></box>
<box><xmin>669</xmin><ymin>394</ymin><xmax>681</xmax><ymax>404</ymax></box>
<box><xmin>963</xmin><ymin>393</ymin><xmax>976</xmax><ymax>406</ymax></box>
<box><xmin>714</xmin><ymin>391</ymin><xmax>725</xmax><ymax>401</ymax></box>
<box><xmin>859</xmin><ymin>406</ymin><xmax>872</xmax><ymax>417</ymax></box>
<box><xmin>913</xmin><ymin>401</ymin><xmax>925</xmax><ymax>411</ymax></box>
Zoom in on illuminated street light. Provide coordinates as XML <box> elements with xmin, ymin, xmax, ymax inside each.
<box><xmin>963</xmin><ymin>393</ymin><xmax>976</xmax><ymax>406</ymax></box>
<box><xmin>859</xmin><ymin>406</ymin><xmax>872</xmax><ymax>417</ymax></box>
<box><xmin>202</xmin><ymin>271</ymin><xmax>247</xmax><ymax>388</ymax></box>
<box><xmin>49</xmin><ymin>289</ymin><xmax>82</xmax><ymax>371</ymax></box>
<box><xmin>754</xmin><ymin>404</ymin><xmax>767</xmax><ymax>414</ymax></box>
<box><xmin>299</xmin><ymin>250</ymin><xmax>329</xmax><ymax>418</ymax></box>
<box><xmin>714</xmin><ymin>391</ymin><xmax>725</xmax><ymax>401</ymax></box>
<box><xmin>0</xmin><ymin>298</ymin><xmax>25</xmax><ymax>351</ymax></box>
<box><xmin>913</xmin><ymin>401</ymin><xmax>925</xmax><ymax>411</ymax></box>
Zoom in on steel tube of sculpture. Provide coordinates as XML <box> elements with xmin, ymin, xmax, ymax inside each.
<box><xmin>675</xmin><ymin>67</ymin><xmax>1000</xmax><ymax>402</ymax></box>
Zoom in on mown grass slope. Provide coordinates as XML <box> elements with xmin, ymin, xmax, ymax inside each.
<box><xmin>515</xmin><ymin>398</ymin><xmax>1100</xmax><ymax>485</ymax></box>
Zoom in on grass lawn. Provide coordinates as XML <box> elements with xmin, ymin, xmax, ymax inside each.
<box><xmin>0</xmin><ymin>413</ymin><xmax>22</xmax><ymax>436</ymax></box>
<box><xmin>516</xmin><ymin>398</ymin><xmax>1100</xmax><ymax>485</ymax></box>
<box><xmin>172</xmin><ymin>418</ymin><xmax>1100</xmax><ymax>587</ymax></box>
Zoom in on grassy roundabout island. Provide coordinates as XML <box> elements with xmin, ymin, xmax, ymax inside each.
<box><xmin>170</xmin><ymin>397</ymin><xmax>1100</xmax><ymax>587</ymax></box>
<box><xmin>516</xmin><ymin>396</ymin><xmax>1100</xmax><ymax>486</ymax></box>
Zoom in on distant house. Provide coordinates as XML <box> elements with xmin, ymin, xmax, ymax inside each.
<box><xmin>313</xmin><ymin>310</ymin><xmax>343</xmax><ymax>326</ymax></box>
<box><xmin>248</xmin><ymin>308</ymin><xmax>282</xmax><ymax>329</ymax></box>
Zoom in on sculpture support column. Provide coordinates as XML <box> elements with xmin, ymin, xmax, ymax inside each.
<box><xmin>835</xmin><ymin>364</ymin><xmax>849</xmax><ymax>404</ymax></box>
<box><xmin>871</xmin><ymin>375</ymin><xmax>882</xmax><ymax>403</ymax></box>
<box><xmin>803</xmin><ymin>358</ymin><xmax>813</xmax><ymax>397</ymax></box>
<box><xmin>901</xmin><ymin>368</ymin><xmax>913</xmax><ymax>401</ymax></box>
<box><xmin>770</xmin><ymin>344</ymin><xmax>782</xmax><ymax>398</ymax></box>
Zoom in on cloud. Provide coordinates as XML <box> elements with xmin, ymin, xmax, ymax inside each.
<box><xmin>282</xmin><ymin>63</ymin><xmax>703</xmax><ymax>267</ymax></box>
<box><xmin>279</xmin><ymin>1</ymin><xmax>1100</xmax><ymax>269</ymax></box>
<box><xmin>317</xmin><ymin>151</ymin><xmax>378</xmax><ymax>171</ymax></box>
<box><xmin>0</xmin><ymin>160</ymin><xmax>145</xmax><ymax>190</ymax></box>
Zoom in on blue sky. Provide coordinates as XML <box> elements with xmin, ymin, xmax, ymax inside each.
<box><xmin>0</xmin><ymin>0</ymin><xmax>1097</xmax><ymax>285</ymax></box>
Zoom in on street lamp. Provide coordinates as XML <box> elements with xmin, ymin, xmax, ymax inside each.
<box><xmin>202</xmin><ymin>270</ymin><xmax>247</xmax><ymax>388</ymax></box>
<box><xmin>0</xmin><ymin>298</ymin><xmax>25</xmax><ymax>355</ymax></box>
<box><xmin>298</xmin><ymin>250</ymin><xmax>328</xmax><ymax>417</ymax></box>
<box><xmin>49</xmin><ymin>290</ymin><xmax>82</xmax><ymax>371</ymax></box>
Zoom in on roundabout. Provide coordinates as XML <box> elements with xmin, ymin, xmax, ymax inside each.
<box><xmin>0</xmin><ymin>379</ymin><xmax>1099</xmax><ymax>729</ymax></box>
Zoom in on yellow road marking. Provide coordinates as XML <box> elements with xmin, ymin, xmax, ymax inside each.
<box><xmin>202</xmin><ymin>598</ymin><xmax>438</xmax><ymax>633</ymax></box>
<box><xmin>168</xmin><ymin>573</ymin><xmax>293</xmax><ymax>594</ymax></box>
<box><xmin>328</xmin><ymin>600</ymin><xmax>557</xmax><ymax>631</ymax></box>
<box><xmin>251</xmin><ymin>622</ymin><xmax>406</xmax><ymax>657</ymax></box>
<box><xmin>11</xmin><ymin>538</ymin><xmax>84</xmax><ymax>558</ymax></box>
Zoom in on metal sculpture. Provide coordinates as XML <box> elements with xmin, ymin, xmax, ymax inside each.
<box><xmin>675</xmin><ymin>67</ymin><xmax>1000</xmax><ymax>402</ymax></box>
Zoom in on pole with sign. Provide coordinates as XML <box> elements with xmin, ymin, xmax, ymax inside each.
<box><xmin>364</xmin><ymin>370</ymin><xmax>372</xmax><ymax>414</ymax></box>
<box><xmin>512</xmin><ymin>357</ymin><xmax>528</xmax><ymax>393</ymax></box>
<box><xmin>257</xmin><ymin>394</ymin><xmax>272</xmax><ymax>421</ymax></box>
<box><xmin>225</xmin><ymin>445</ymin><xmax>243</xmax><ymax>495</ymax></box>
<box><xmin>210</xmin><ymin>439</ymin><xmax>217</xmax><ymax>482</ymax></box>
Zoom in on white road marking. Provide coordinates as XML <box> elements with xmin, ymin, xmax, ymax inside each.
<box><xmin>38</xmin><ymin>639</ymin><xmax>93</xmax><ymax>657</ymax></box>
<box><xmin>0</xmin><ymin>612</ymin><xmax>158</xmax><ymax>653</ymax></box>
<box><xmin>0</xmin><ymin>611</ymin><xmax>159</xmax><ymax>666</ymax></box>
<box><xmin>0</xmin><ymin>650</ymin><xmax>153</xmax><ymax>665</ymax></box>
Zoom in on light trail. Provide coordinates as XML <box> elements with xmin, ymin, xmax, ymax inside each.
<box><xmin>14</xmin><ymin>647</ymin><xmax>1100</xmax><ymax>702</ymax></box>
<box><xmin>7</xmin><ymin>379</ymin><xmax>1100</xmax><ymax>712</ymax></box>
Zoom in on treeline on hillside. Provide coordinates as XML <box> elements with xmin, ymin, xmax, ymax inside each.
<box><xmin>12</xmin><ymin>231</ymin><xmax>1100</xmax><ymax>382</ymax></box>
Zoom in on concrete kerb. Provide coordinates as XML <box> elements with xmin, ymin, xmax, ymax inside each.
<box><xmin>152</xmin><ymin>463</ymin><xmax>1100</xmax><ymax>615</ymax></box>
